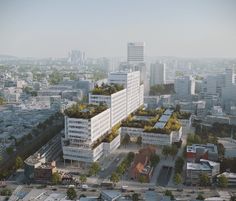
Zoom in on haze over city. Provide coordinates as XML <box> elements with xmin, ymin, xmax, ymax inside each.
<box><xmin>0</xmin><ymin>0</ymin><xmax>236</xmax><ymax>58</ymax></box>
<box><xmin>1</xmin><ymin>1</ymin><xmax>236</xmax><ymax>201</ymax></box>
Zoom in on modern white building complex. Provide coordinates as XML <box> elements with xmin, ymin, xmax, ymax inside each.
<box><xmin>62</xmin><ymin>71</ymin><xmax>144</xmax><ymax>163</ymax></box>
<box><xmin>150</xmin><ymin>62</ymin><xmax>166</xmax><ymax>86</ymax></box>
<box><xmin>121</xmin><ymin>108</ymin><xmax>184</xmax><ymax>146</ymax></box>
<box><xmin>127</xmin><ymin>42</ymin><xmax>145</xmax><ymax>64</ymax></box>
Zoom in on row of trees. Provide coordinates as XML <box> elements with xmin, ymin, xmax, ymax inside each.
<box><xmin>162</xmin><ymin>145</ymin><xmax>178</xmax><ymax>158</ymax></box>
<box><xmin>110</xmin><ymin>152</ymin><xmax>135</xmax><ymax>185</ymax></box>
<box><xmin>0</xmin><ymin>112</ymin><xmax>64</xmax><ymax>179</ymax></box>
<box><xmin>173</xmin><ymin>156</ymin><xmax>184</xmax><ymax>185</ymax></box>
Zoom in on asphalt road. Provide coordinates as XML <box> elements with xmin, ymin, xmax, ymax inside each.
<box><xmin>98</xmin><ymin>153</ymin><xmax>125</xmax><ymax>179</ymax></box>
<box><xmin>157</xmin><ymin>166</ymin><xmax>172</xmax><ymax>186</ymax></box>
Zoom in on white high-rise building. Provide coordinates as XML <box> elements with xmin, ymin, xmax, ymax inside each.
<box><xmin>62</xmin><ymin>71</ymin><xmax>144</xmax><ymax>163</ymax></box>
<box><xmin>225</xmin><ymin>68</ymin><xmax>235</xmax><ymax>87</ymax></box>
<box><xmin>174</xmin><ymin>76</ymin><xmax>195</xmax><ymax>99</ymax></box>
<box><xmin>127</xmin><ymin>42</ymin><xmax>145</xmax><ymax>64</ymax></box>
<box><xmin>150</xmin><ymin>62</ymin><xmax>166</xmax><ymax>86</ymax></box>
<box><xmin>108</xmin><ymin>71</ymin><xmax>144</xmax><ymax>115</ymax></box>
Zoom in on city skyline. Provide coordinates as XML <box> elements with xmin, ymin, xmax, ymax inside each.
<box><xmin>0</xmin><ymin>0</ymin><xmax>236</xmax><ymax>58</ymax></box>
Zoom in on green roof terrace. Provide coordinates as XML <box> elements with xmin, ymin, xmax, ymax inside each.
<box><xmin>64</xmin><ymin>103</ymin><xmax>108</xmax><ymax>119</ymax></box>
<box><xmin>91</xmin><ymin>83</ymin><xmax>124</xmax><ymax>95</ymax></box>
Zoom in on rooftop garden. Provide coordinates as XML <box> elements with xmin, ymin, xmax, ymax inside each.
<box><xmin>144</xmin><ymin>112</ymin><xmax>181</xmax><ymax>135</ymax></box>
<box><xmin>91</xmin><ymin>123</ymin><xmax>120</xmax><ymax>149</ymax></box>
<box><xmin>91</xmin><ymin>83</ymin><xmax>124</xmax><ymax>95</ymax></box>
<box><xmin>64</xmin><ymin>103</ymin><xmax>108</xmax><ymax>119</ymax></box>
<box><xmin>176</xmin><ymin>111</ymin><xmax>191</xmax><ymax>119</ymax></box>
<box><xmin>135</xmin><ymin>107</ymin><xmax>165</xmax><ymax>116</ymax></box>
<box><xmin>121</xmin><ymin>115</ymin><xmax>160</xmax><ymax>128</ymax></box>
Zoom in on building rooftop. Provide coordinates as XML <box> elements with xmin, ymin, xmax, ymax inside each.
<box><xmin>64</xmin><ymin>103</ymin><xmax>108</xmax><ymax>119</ymax></box>
<box><xmin>187</xmin><ymin>143</ymin><xmax>218</xmax><ymax>154</ymax></box>
<box><xmin>91</xmin><ymin>83</ymin><xmax>124</xmax><ymax>95</ymax></box>
<box><xmin>187</xmin><ymin>159</ymin><xmax>219</xmax><ymax>171</ymax></box>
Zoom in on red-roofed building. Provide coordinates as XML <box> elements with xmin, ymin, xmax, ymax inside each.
<box><xmin>129</xmin><ymin>146</ymin><xmax>156</xmax><ymax>182</ymax></box>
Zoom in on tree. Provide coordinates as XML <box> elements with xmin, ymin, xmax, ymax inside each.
<box><xmin>132</xmin><ymin>193</ymin><xmax>139</xmax><ymax>201</ymax></box>
<box><xmin>218</xmin><ymin>175</ymin><xmax>228</xmax><ymax>188</ymax></box>
<box><xmin>67</xmin><ymin>187</ymin><xmax>77</xmax><ymax>200</ymax></box>
<box><xmin>138</xmin><ymin>175</ymin><xmax>147</xmax><ymax>183</ymax></box>
<box><xmin>6</xmin><ymin>147</ymin><xmax>13</xmax><ymax>155</ymax></box>
<box><xmin>122</xmin><ymin>134</ymin><xmax>131</xmax><ymax>147</ymax></box>
<box><xmin>173</xmin><ymin>173</ymin><xmax>182</xmax><ymax>185</ymax></box>
<box><xmin>187</xmin><ymin>133</ymin><xmax>202</xmax><ymax>145</ymax></box>
<box><xmin>162</xmin><ymin>145</ymin><xmax>170</xmax><ymax>158</ymax></box>
<box><xmin>136</xmin><ymin>136</ymin><xmax>142</xmax><ymax>147</ymax></box>
<box><xmin>164</xmin><ymin>190</ymin><xmax>174</xmax><ymax>200</ymax></box>
<box><xmin>150</xmin><ymin>153</ymin><xmax>160</xmax><ymax>167</ymax></box>
<box><xmin>15</xmin><ymin>156</ymin><xmax>23</xmax><ymax>169</ymax></box>
<box><xmin>170</xmin><ymin>145</ymin><xmax>178</xmax><ymax>158</ymax></box>
<box><xmin>79</xmin><ymin>175</ymin><xmax>87</xmax><ymax>184</ymax></box>
<box><xmin>110</xmin><ymin>172</ymin><xmax>120</xmax><ymax>185</ymax></box>
<box><xmin>89</xmin><ymin>162</ymin><xmax>101</xmax><ymax>176</ymax></box>
<box><xmin>0</xmin><ymin>188</ymin><xmax>12</xmax><ymax>196</ymax></box>
<box><xmin>174</xmin><ymin>157</ymin><xmax>184</xmax><ymax>175</ymax></box>
<box><xmin>199</xmin><ymin>173</ymin><xmax>210</xmax><ymax>187</ymax></box>
<box><xmin>51</xmin><ymin>172</ymin><xmax>61</xmax><ymax>185</ymax></box>
<box><xmin>196</xmin><ymin>194</ymin><xmax>205</xmax><ymax>200</ymax></box>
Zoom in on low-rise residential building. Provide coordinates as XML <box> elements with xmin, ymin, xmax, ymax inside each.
<box><xmin>24</xmin><ymin>133</ymin><xmax>62</xmax><ymax>181</ymax></box>
<box><xmin>129</xmin><ymin>146</ymin><xmax>156</xmax><ymax>181</ymax></box>
<box><xmin>186</xmin><ymin>143</ymin><xmax>218</xmax><ymax>162</ymax></box>
<box><xmin>186</xmin><ymin>159</ymin><xmax>220</xmax><ymax>185</ymax></box>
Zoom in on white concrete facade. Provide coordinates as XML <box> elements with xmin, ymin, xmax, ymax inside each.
<box><xmin>89</xmin><ymin>89</ymin><xmax>127</xmax><ymax>127</ymax></box>
<box><xmin>62</xmin><ymin>71</ymin><xmax>144</xmax><ymax>163</ymax></box>
<box><xmin>108</xmin><ymin>71</ymin><xmax>143</xmax><ymax>115</ymax></box>
<box><xmin>121</xmin><ymin>126</ymin><xmax>182</xmax><ymax>146</ymax></box>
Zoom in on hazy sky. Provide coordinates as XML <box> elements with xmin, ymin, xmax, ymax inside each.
<box><xmin>0</xmin><ymin>0</ymin><xmax>236</xmax><ymax>58</ymax></box>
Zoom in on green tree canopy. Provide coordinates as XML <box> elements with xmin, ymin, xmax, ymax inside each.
<box><xmin>67</xmin><ymin>187</ymin><xmax>77</xmax><ymax>200</ymax></box>
<box><xmin>173</xmin><ymin>173</ymin><xmax>182</xmax><ymax>185</ymax></box>
<box><xmin>15</xmin><ymin>156</ymin><xmax>23</xmax><ymax>169</ymax></box>
<box><xmin>199</xmin><ymin>173</ymin><xmax>210</xmax><ymax>187</ymax></box>
<box><xmin>196</xmin><ymin>194</ymin><xmax>205</xmax><ymax>200</ymax></box>
<box><xmin>79</xmin><ymin>175</ymin><xmax>87</xmax><ymax>184</ymax></box>
<box><xmin>89</xmin><ymin>162</ymin><xmax>101</xmax><ymax>176</ymax></box>
<box><xmin>150</xmin><ymin>153</ymin><xmax>160</xmax><ymax>167</ymax></box>
<box><xmin>51</xmin><ymin>172</ymin><xmax>61</xmax><ymax>185</ymax></box>
<box><xmin>218</xmin><ymin>174</ymin><xmax>228</xmax><ymax>188</ymax></box>
<box><xmin>164</xmin><ymin>190</ymin><xmax>175</xmax><ymax>200</ymax></box>
<box><xmin>110</xmin><ymin>172</ymin><xmax>120</xmax><ymax>185</ymax></box>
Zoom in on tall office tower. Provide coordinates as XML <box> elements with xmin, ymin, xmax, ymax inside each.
<box><xmin>150</xmin><ymin>62</ymin><xmax>166</xmax><ymax>86</ymax></box>
<box><xmin>205</xmin><ymin>74</ymin><xmax>225</xmax><ymax>96</ymax></box>
<box><xmin>108</xmin><ymin>71</ymin><xmax>144</xmax><ymax>115</ymax></box>
<box><xmin>174</xmin><ymin>75</ymin><xmax>195</xmax><ymax>99</ymax></box>
<box><xmin>68</xmin><ymin>50</ymin><xmax>85</xmax><ymax>65</ymax></box>
<box><xmin>127</xmin><ymin>42</ymin><xmax>145</xmax><ymax>64</ymax></box>
<box><xmin>225</xmin><ymin>68</ymin><xmax>235</xmax><ymax>87</ymax></box>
